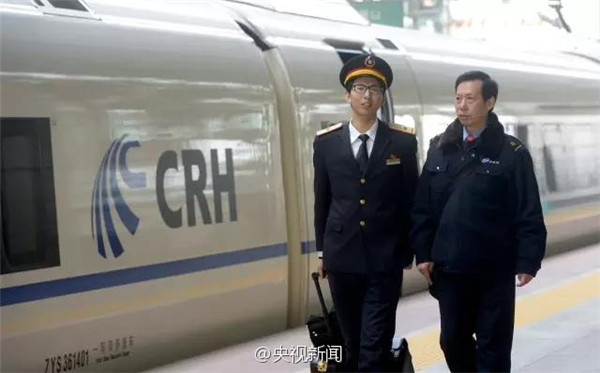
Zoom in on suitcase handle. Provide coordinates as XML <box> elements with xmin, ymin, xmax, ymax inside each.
<box><xmin>311</xmin><ymin>272</ymin><xmax>333</xmax><ymax>334</ymax></box>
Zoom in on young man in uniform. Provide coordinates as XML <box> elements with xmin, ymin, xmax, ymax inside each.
<box><xmin>411</xmin><ymin>71</ymin><xmax>547</xmax><ymax>372</ymax></box>
<box><xmin>313</xmin><ymin>54</ymin><xmax>418</xmax><ymax>371</ymax></box>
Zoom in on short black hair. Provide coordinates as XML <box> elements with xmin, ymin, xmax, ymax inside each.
<box><xmin>455</xmin><ymin>70</ymin><xmax>498</xmax><ymax>102</ymax></box>
<box><xmin>344</xmin><ymin>76</ymin><xmax>386</xmax><ymax>93</ymax></box>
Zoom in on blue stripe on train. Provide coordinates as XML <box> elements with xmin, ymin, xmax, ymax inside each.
<box><xmin>1</xmin><ymin>242</ymin><xmax>297</xmax><ymax>306</ymax></box>
<box><xmin>301</xmin><ymin>241</ymin><xmax>317</xmax><ymax>254</ymax></box>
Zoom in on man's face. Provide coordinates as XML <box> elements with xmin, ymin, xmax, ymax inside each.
<box><xmin>455</xmin><ymin>80</ymin><xmax>495</xmax><ymax>129</ymax></box>
<box><xmin>345</xmin><ymin>76</ymin><xmax>385</xmax><ymax>118</ymax></box>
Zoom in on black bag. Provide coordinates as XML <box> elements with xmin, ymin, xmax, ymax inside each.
<box><xmin>386</xmin><ymin>337</ymin><xmax>415</xmax><ymax>373</ymax></box>
<box><xmin>306</xmin><ymin>272</ymin><xmax>344</xmax><ymax>349</ymax></box>
<box><xmin>309</xmin><ymin>337</ymin><xmax>415</xmax><ymax>373</ymax></box>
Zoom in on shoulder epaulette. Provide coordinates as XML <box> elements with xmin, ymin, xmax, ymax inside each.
<box><xmin>389</xmin><ymin>123</ymin><xmax>415</xmax><ymax>135</ymax></box>
<box><xmin>316</xmin><ymin>122</ymin><xmax>343</xmax><ymax>137</ymax></box>
<box><xmin>508</xmin><ymin>137</ymin><xmax>524</xmax><ymax>152</ymax></box>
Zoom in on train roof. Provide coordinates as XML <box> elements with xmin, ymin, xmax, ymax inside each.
<box><xmin>223</xmin><ymin>0</ymin><xmax>369</xmax><ymax>25</ymax></box>
<box><xmin>1</xmin><ymin>0</ymin><xmax>597</xmax><ymax>79</ymax></box>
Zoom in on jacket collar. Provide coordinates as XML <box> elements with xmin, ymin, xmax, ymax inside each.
<box><xmin>437</xmin><ymin>112</ymin><xmax>505</xmax><ymax>159</ymax></box>
<box><xmin>368</xmin><ymin>119</ymin><xmax>391</xmax><ymax>172</ymax></box>
<box><xmin>337</xmin><ymin>120</ymin><xmax>391</xmax><ymax>176</ymax></box>
<box><xmin>349</xmin><ymin>118</ymin><xmax>379</xmax><ymax>144</ymax></box>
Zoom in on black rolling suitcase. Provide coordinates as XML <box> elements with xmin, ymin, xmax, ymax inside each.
<box><xmin>306</xmin><ymin>272</ymin><xmax>344</xmax><ymax>372</ymax></box>
<box><xmin>306</xmin><ymin>272</ymin><xmax>415</xmax><ymax>372</ymax></box>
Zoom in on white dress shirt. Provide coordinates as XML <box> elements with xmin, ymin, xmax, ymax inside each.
<box><xmin>463</xmin><ymin>125</ymin><xmax>486</xmax><ymax>141</ymax></box>
<box><xmin>349</xmin><ymin>119</ymin><xmax>378</xmax><ymax>158</ymax></box>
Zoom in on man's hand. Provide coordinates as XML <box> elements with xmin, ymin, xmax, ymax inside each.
<box><xmin>516</xmin><ymin>273</ymin><xmax>534</xmax><ymax>287</ymax></box>
<box><xmin>317</xmin><ymin>259</ymin><xmax>327</xmax><ymax>279</ymax></box>
<box><xmin>417</xmin><ymin>262</ymin><xmax>435</xmax><ymax>285</ymax></box>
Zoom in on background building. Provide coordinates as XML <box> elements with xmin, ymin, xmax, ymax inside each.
<box><xmin>349</xmin><ymin>0</ymin><xmax>599</xmax><ymax>59</ymax></box>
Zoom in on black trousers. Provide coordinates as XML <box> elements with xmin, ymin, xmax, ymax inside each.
<box><xmin>327</xmin><ymin>270</ymin><xmax>402</xmax><ymax>372</ymax></box>
<box><xmin>436</xmin><ymin>270</ymin><xmax>515</xmax><ymax>373</ymax></box>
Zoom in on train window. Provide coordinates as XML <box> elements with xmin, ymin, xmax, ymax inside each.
<box><xmin>516</xmin><ymin>125</ymin><xmax>529</xmax><ymax>147</ymax></box>
<box><xmin>32</xmin><ymin>0</ymin><xmax>44</xmax><ymax>6</ymax></box>
<box><xmin>46</xmin><ymin>0</ymin><xmax>86</xmax><ymax>11</ymax></box>
<box><xmin>377</xmin><ymin>39</ymin><xmax>399</xmax><ymax>50</ymax></box>
<box><xmin>1</xmin><ymin>118</ymin><xmax>60</xmax><ymax>274</ymax></box>
<box><xmin>323</xmin><ymin>39</ymin><xmax>365</xmax><ymax>63</ymax></box>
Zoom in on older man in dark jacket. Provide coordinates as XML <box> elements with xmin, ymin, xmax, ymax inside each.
<box><xmin>411</xmin><ymin>71</ymin><xmax>546</xmax><ymax>372</ymax></box>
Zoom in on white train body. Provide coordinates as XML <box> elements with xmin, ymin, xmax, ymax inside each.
<box><xmin>0</xmin><ymin>1</ymin><xmax>598</xmax><ymax>371</ymax></box>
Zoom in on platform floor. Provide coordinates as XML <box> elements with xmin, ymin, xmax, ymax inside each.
<box><xmin>147</xmin><ymin>244</ymin><xmax>600</xmax><ymax>372</ymax></box>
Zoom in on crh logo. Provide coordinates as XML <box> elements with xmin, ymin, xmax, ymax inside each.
<box><xmin>91</xmin><ymin>135</ymin><xmax>237</xmax><ymax>259</ymax></box>
<box><xmin>91</xmin><ymin>135</ymin><xmax>146</xmax><ymax>258</ymax></box>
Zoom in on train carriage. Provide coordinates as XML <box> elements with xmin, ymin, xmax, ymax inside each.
<box><xmin>1</xmin><ymin>0</ymin><xmax>598</xmax><ymax>371</ymax></box>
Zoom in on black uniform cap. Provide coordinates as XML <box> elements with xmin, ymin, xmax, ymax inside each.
<box><xmin>339</xmin><ymin>54</ymin><xmax>393</xmax><ymax>89</ymax></box>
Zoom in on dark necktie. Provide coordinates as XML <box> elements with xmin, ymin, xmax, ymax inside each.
<box><xmin>357</xmin><ymin>134</ymin><xmax>369</xmax><ymax>174</ymax></box>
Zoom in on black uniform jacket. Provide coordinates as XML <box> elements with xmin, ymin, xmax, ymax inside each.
<box><xmin>410</xmin><ymin>113</ymin><xmax>546</xmax><ymax>276</ymax></box>
<box><xmin>313</xmin><ymin>120</ymin><xmax>418</xmax><ymax>273</ymax></box>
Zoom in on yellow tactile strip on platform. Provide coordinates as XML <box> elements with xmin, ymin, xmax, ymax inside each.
<box><xmin>409</xmin><ymin>271</ymin><xmax>600</xmax><ymax>370</ymax></box>
<box><xmin>544</xmin><ymin>203</ymin><xmax>599</xmax><ymax>225</ymax></box>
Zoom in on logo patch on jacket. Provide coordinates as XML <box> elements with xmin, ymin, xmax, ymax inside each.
<box><xmin>481</xmin><ymin>158</ymin><xmax>500</xmax><ymax>165</ymax></box>
<box><xmin>386</xmin><ymin>153</ymin><xmax>401</xmax><ymax>166</ymax></box>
